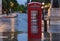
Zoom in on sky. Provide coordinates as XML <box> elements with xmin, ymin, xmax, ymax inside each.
<box><xmin>17</xmin><ymin>0</ymin><xmax>31</xmax><ymax>5</ymax></box>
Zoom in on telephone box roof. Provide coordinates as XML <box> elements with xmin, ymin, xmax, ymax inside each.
<box><xmin>28</xmin><ymin>2</ymin><xmax>41</xmax><ymax>5</ymax></box>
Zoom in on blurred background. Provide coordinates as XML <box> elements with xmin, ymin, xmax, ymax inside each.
<box><xmin>0</xmin><ymin>0</ymin><xmax>53</xmax><ymax>41</ymax></box>
<box><xmin>2</xmin><ymin>0</ymin><xmax>50</xmax><ymax>14</ymax></box>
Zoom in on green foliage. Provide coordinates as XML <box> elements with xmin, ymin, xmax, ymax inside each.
<box><xmin>2</xmin><ymin>0</ymin><xmax>26</xmax><ymax>13</ymax></box>
<box><xmin>17</xmin><ymin>5</ymin><xmax>26</xmax><ymax>13</ymax></box>
<box><xmin>31</xmin><ymin>0</ymin><xmax>44</xmax><ymax>3</ymax></box>
<box><xmin>2</xmin><ymin>0</ymin><xmax>19</xmax><ymax>12</ymax></box>
<box><xmin>31</xmin><ymin>0</ymin><xmax>50</xmax><ymax>4</ymax></box>
<box><xmin>45</xmin><ymin>0</ymin><xmax>50</xmax><ymax>4</ymax></box>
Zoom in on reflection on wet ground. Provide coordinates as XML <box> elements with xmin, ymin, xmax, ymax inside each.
<box><xmin>0</xmin><ymin>14</ymin><xmax>60</xmax><ymax>41</ymax></box>
<box><xmin>0</xmin><ymin>17</ymin><xmax>17</xmax><ymax>41</ymax></box>
<box><xmin>0</xmin><ymin>18</ymin><xmax>11</xmax><ymax>32</ymax></box>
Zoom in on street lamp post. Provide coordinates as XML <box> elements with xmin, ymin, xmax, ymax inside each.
<box><xmin>42</xmin><ymin>2</ymin><xmax>47</xmax><ymax>32</ymax></box>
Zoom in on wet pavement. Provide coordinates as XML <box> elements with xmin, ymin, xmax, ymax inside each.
<box><xmin>0</xmin><ymin>13</ymin><xmax>60</xmax><ymax>41</ymax></box>
<box><xmin>0</xmin><ymin>18</ymin><xmax>11</xmax><ymax>32</ymax></box>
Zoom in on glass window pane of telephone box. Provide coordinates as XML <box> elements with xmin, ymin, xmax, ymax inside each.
<box><xmin>31</xmin><ymin>10</ymin><xmax>38</xmax><ymax>34</ymax></box>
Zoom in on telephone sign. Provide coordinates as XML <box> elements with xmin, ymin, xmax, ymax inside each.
<box><xmin>28</xmin><ymin>2</ymin><xmax>42</xmax><ymax>40</ymax></box>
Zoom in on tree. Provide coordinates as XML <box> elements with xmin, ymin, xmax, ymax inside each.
<box><xmin>31</xmin><ymin>0</ymin><xmax>44</xmax><ymax>2</ymax></box>
<box><xmin>17</xmin><ymin>5</ymin><xmax>26</xmax><ymax>13</ymax></box>
<box><xmin>31</xmin><ymin>0</ymin><xmax>50</xmax><ymax>4</ymax></box>
<box><xmin>2</xmin><ymin>0</ymin><xmax>10</xmax><ymax>14</ymax></box>
<box><xmin>2</xmin><ymin>0</ymin><xmax>19</xmax><ymax>14</ymax></box>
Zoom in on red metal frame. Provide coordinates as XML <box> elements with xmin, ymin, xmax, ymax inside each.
<box><xmin>28</xmin><ymin>2</ymin><xmax>42</xmax><ymax>39</ymax></box>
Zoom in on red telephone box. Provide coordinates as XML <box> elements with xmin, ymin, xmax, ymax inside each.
<box><xmin>28</xmin><ymin>2</ymin><xmax>42</xmax><ymax>40</ymax></box>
